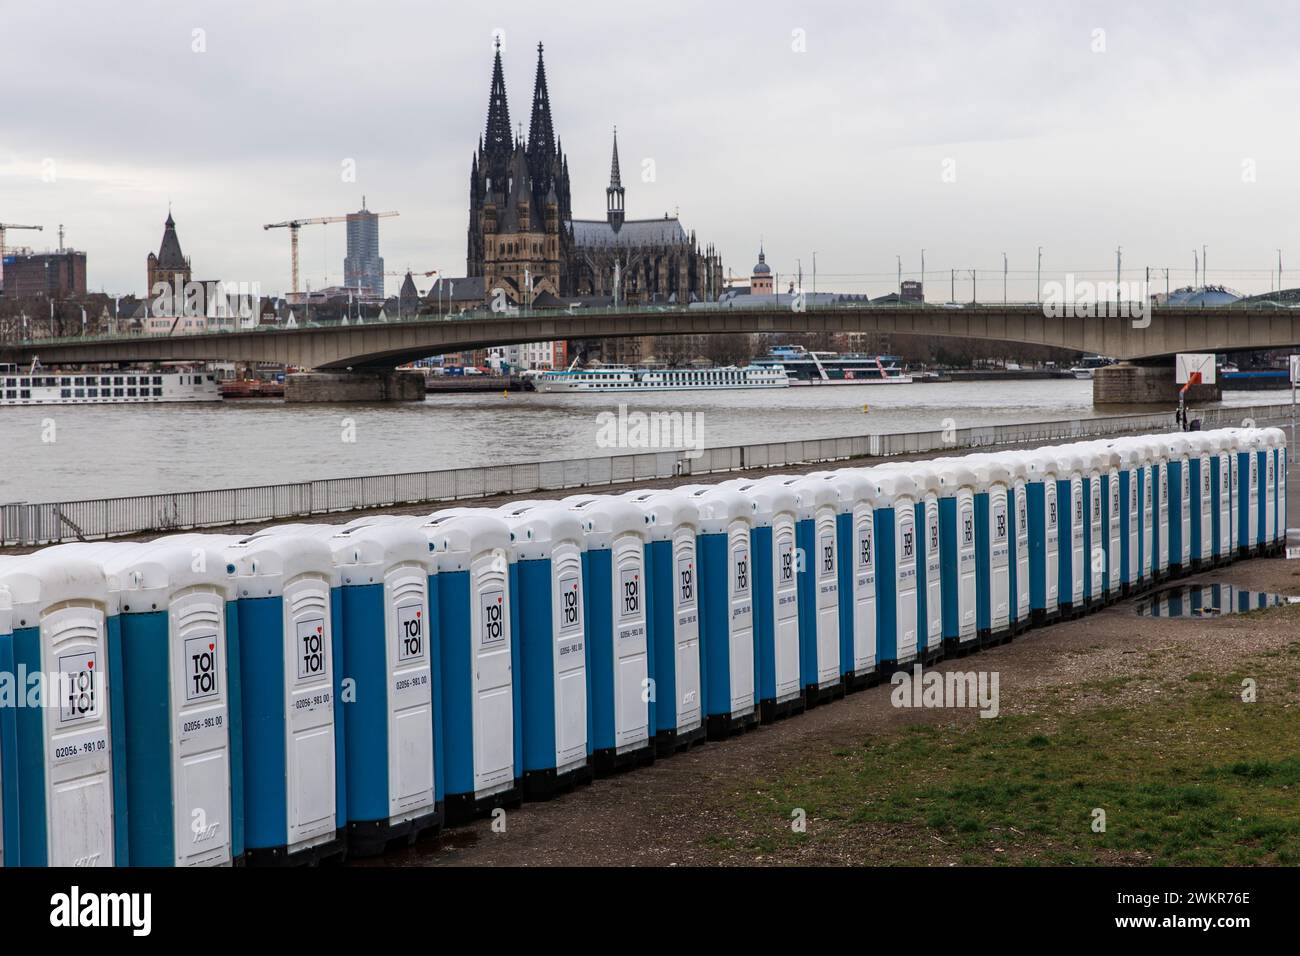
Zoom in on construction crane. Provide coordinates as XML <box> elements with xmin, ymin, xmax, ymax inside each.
<box><xmin>0</xmin><ymin>222</ymin><xmax>43</xmax><ymax>288</ymax></box>
<box><xmin>263</xmin><ymin>209</ymin><xmax>397</xmax><ymax>295</ymax></box>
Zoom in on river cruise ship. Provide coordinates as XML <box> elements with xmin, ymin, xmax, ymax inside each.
<box><xmin>0</xmin><ymin>364</ymin><xmax>221</xmax><ymax>405</ymax></box>
<box><xmin>534</xmin><ymin>364</ymin><xmax>789</xmax><ymax>393</ymax></box>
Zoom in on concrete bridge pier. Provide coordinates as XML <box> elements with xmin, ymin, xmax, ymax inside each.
<box><xmin>1093</xmin><ymin>361</ymin><xmax>1221</xmax><ymax>406</ymax></box>
<box><xmin>285</xmin><ymin>369</ymin><xmax>425</xmax><ymax>403</ymax></box>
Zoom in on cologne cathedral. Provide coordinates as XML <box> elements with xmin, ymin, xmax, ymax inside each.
<box><xmin>466</xmin><ymin>40</ymin><xmax>723</xmax><ymax>306</ymax></box>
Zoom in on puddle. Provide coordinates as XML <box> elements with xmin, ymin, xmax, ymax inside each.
<box><xmin>1135</xmin><ymin>583</ymin><xmax>1300</xmax><ymax>618</ymax></box>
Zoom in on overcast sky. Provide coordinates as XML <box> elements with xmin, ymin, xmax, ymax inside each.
<box><xmin>2</xmin><ymin>0</ymin><xmax>1298</xmax><ymax>300</ymax></box>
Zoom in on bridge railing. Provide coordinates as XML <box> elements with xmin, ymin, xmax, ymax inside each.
<box><xmin>2</xmin><ymin>402</ymin><xmax>1289</xmax><ymax>547</ymax></box>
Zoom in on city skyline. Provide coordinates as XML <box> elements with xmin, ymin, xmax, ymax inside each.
<box><xmin>2</xmin><ymin>1</ymin><xmax>1299</xmax><ymax>299</ymax></box>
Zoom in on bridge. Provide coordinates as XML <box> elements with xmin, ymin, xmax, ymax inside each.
<box><xmin>4</xmin><ymin>301</ymin><xmax>1298</xmax><ymax>403</ymax></box>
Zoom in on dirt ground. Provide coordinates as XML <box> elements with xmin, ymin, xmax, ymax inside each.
<box><xmin>356</xmin><ymin>553</ymin><xmax>1300</xmax><ymax>868</ymax></box>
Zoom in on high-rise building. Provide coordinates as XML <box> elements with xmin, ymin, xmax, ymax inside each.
<box><xmin>344</xmin><ymin>200</ymin><xmax>385</xmax><ymax>297</ymax></box>
<box><xmin>1</xmin><ymin>249</ymin><xmax>87</xmax><ymax>298</ymax></box>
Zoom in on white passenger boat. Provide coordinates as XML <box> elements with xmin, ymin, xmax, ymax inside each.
<box><xmin>534</xmin><ymin>363</ymin><xmax>789</xmax><ymax>393</ymax></box>
<box><xmin>0</xmin><ymin>363</ymin><xmax>221</xmax><ymax>405</ymax></box>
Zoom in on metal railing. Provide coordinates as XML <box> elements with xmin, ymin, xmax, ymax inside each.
<box><xmin>2</xmin><ymin>403</ymin><xmax>1290</xmax><ymax>547</ymax></box>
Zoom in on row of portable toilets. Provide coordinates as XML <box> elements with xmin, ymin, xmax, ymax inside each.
<box><xmin>0</xmin><ymin>427</ymin><xmax>1287</xmax><ymax>867</ymax></box>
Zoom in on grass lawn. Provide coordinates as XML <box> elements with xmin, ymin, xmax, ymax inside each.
<box><xmin>705</xmin><ymin>606</ymin><xmax>1300</xmax><ymax>866</ymax></box>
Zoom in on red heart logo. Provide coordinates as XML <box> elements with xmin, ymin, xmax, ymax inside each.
<box><xmin>416</xmin><ymin>611</ymin><xmax>421</xmax><ymax>618</ymax></box>
<box><xmin>497</xmin><ymin>597</ymin><xmax>502</xmax><ymax>604</ymax></box>
<box><xmin>316</xmin><ymin>626</ymin><xmax>322</xmax><ymax>634</ymax></box>
<box><xmin>87</xmin><ymin>661</ymin><xmax>94</xmax><ymax>669</ymax></box>
<box><xmin>209</xmin><ymin>643</ymin><xmax>215</xmax><ymax>651</ymax></box>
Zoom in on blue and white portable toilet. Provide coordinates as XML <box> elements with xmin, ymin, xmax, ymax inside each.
<box><xmin>1230</xmin><ymin>428</ymin><xmax>1260</xmax><ymax>558</ymax></box>
<box><xmin>1121</xmin><ymin>439</ymin><xmax>1157</xmax><ymax>586</ymax></box>
<box><xmin>691</xmin><ymin>481</ymin><xmax>798</xmax><ymax>723</ymax></box>
<box><xmin>216</xmin><ymin>532</ymin><xmax>345</xmax><ymax>864</ymax></box>
<box><xmin>1079</xmin><ymin>446</ymin><xmax>1106</xmax><ymax>609</ymax></box>
<box><xmin>1144</xmin><ymin>438</ymin><xmax>1172</xmax><ymax>580</ymax></box>
<box><xmin>966</xmin><ymin>459</ymin><xmax>1013</xmax><ymax>644</ymax></box>
<box><xmin>934</xmin><ymin>461</ymin><xmax>980</xmax><ymax>652</ymax></box>
<box><xmin>294</xmin><ymin>522</ymin><xmax>440</xmax><ymax>853</ymax></box>
<box><xmin>561</xmin><ymin>495</ymin><xmax>656</xmax><ymax>770</ymax></box>
<box><xmin>0</xmin><ymin>553</ymin><xmax>127</xmax><ymax>867</ymax></box>
<box><xmin>1091</xmin><ymin>446</ymin><xmax>1124</xmax><ymax>602</ymax></box>
<box><xmin>911</xmin><ymin>466</ymin><xmax>946</xmax><ymax>662</ymax></box>
<box><xmin>1184</xmin><ymin>434</ymin><xmax>1214</xmax><ymax>570</ymax></box>
<box><xmin>806</xmin><ymin>469</ymin><xmax>879</xmax><ymax>689</ymax></box>
<box><xmin>414</xmin><ymin>509</ymin><xmax>521</xmax><ymax>819</ymax></box>
<box><xmin>1104</xmin><ymin>443</ymin><xmax>1143</xmax><ymax>594</ymax></box>
<box><xmin>93</xmin><ymin>539</ymin><xmax>243</xmax><ymax>866</ymax></box>
<box><xmin>682</xmin><ymin>482</ymin><xmax>763</xmax><ymax>734</ymax></box>
<box><xmin>495</xmin><ymin>502</ymin><xmax>592</xmax><ymax>794</ymax></box>
<box><xmin>1203</xmin><ymin>433</ymin><xmax>1234</xmax><ymax>565</ymax></box>
<box><xmin>993</xmin><ymin>453</ymin><xmax>1033</xmax><ymax>633</ymax></box>
<box><xmin>620</xmin><ymin>489</ymin><xmax>706</xmax><ymax>753</ymax></box>
<box><xmin>864</xmin><ymin>470</ymin><xmax>922</xmax><ymax>671</ymax></box>
<box><xmin>1049</xmin><ymin>448</ymin><xmax>1087</xmax><ymax>616</ymax></box>
<box><xmin>766</xmin><ymin>476</ymin><xmax>843</xmax><ymax>704</ymax></box>
<box><xmin>1262</xmin><ymin>428</ymin><xmax>1285</xmax><ymax>554</ymax></box>
<box><xmin>1022</xmin><ymin>451</ymin><xmax>1062</xmax><ymax>623</ymax></box>
<box><xmin>1162</xmin><ymin>436</ymin><xmax>1193</xmax><ymax>577</ymax></box>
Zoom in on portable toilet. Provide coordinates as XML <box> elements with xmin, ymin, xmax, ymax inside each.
<box><xmin>1269</xmin><ymin>427</ymin><xmax>1288</xmax><ymax>555</ymax></box>
<box><xmin>0</xmin><ymin>553</ymin><xmax>127</xmax><ymax>867</ymax></box>
<box><xmin>934</xmin><ymin>461</ymin><xmax>980</xmax><ymax>652</ymax></box>
<box><xmin>1184</xmin><ymin>434</ymin><xmax>1214</xmax><ymax>570</ymax></box>
<box><xmin>996</xmin><ymin>453</ymin><xmax>1033</xmax><ymax>633</ymax></box>
<box><xmin>1079</xmin><ymin>445</ymin><xmax>1107</xmax><ymax>609</ymax></box>
<box><xmin>806</xmin><ymin>469</ymin><xmax>879</xmax><ymax>689</ymax></box>
<box><xmin>212</xmin><ymin>532</ymin><xmax>345</xmax><ymax>864</ymax></box>
<box><xmin>1118</xmin><ymin>439</ymin><xmax>1157</xmax><ymax>587</ymax></box>
<box><xmin>1262</xmin><ymin>428</ymin><xmax>1284</xmax><ymax>554</ymax></box>
<box><xmin>765</xmin><ymin>476</ymin><xmax>843</xmax><ymax>704</ymax></box>
<box><xmin>1049</xmin><ymin>448</ymin><xmax>1087</xmax><ymax>616</ymax></box>
<box><xmin>863</xmin><ymin>470</ymin><xmax>922</xmax><ymax>671</ymax></box>
<box><xmin>689</xmin><ymin>482</ymin><xmax>798</xmax><ymax>723</ymax></box>
<box><xmin>1105</xmin><ymin>443</ymin><xmax>1143</xmax><ymax>594</ymax></box>
<box><xmin>413</xmin><ymin>509</ymin><xmax>521</xmax><ymax>819</ymax></box>
<box><xmin>0</xmin><ymin>576</ymin><xmax>11</xmax><ymax>865</ymax></box>
<box><xmin>93</xmin><ymin>539</ymin><xmax>243</xmax><ymax>867</ymax></box>
<box><xmin>967</xmin><ymin>459</ymin><xmax>1013</xmax><ymax>645</ymax></box>
<box><xmin>875</xmin><ymin>462</ymin><xmax>944</xmax><ymax>663</ymax></box>
<box><xmin>1092</xmin><ymin>446</ymin><xmax>1124</xmax><ymax>602</ymax></box>
<box><xmin>1022</xmin><ymin>450</ymin><xmax>1062</xmax><ymax>623</ymax></box>
<box><xmin>491</xmin><ymin>502</ymin><xmax>593</xmax><ymax>796</ymax></box>
<box><xmin>620</xmin><ymin>490</ymin><xmax>706</xmax><ymax>753</ymax></box>
<box><xmin>685</xmin><ymin>481</ymin><xmax>765</xmax><ymax>733</ymax></box>
<box><xmin>295</xmin><ymin>522</ymin><xmax>441</xmax><ymax>853</ymax></box>
<box><xmin>561</xmin><ymin>495</ymin><xmax>655</xmax><ymax>771</ymax></box>
<box><xmin>1235</xmin><ymin>430</ymin><xmax>1261</xmax><ymax>557</ymax></box>
<box><xmin>1141</xmin><ymin>438</ymin><xmax>1172</xmax><ymax>579</ymax></box>
<box><xmin>1162</xmin><ymin>435</ymin><xmax>1193</xmax><ymax>577</ymax></box>
<box><xmin>1205</xmin><ymin>432</ymin><xmax>1235</xmax><ymax>565</ymax></box>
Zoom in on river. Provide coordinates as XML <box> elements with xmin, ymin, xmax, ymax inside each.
<box><xmin>0</xmin><ymin>380</ymin><xmax>1288</xmax><ymax>502</ymax></box>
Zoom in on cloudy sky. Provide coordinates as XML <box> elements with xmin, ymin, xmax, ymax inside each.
<box><xmin>2</xmin><ymin>0</ymin><xmax>1298</xmax><ymax>300</ymax></box>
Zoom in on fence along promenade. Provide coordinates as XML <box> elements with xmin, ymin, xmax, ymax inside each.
<box><xmin>2</xmin><ymin>402</ymin><xmax>1290</xmax><ymax>547</ymax></box>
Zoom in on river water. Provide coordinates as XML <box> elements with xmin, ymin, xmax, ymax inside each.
<box><xmin>0</xmin><ymin>380</ymin><xmax>1288</xmax><ymax>503</ymax></box>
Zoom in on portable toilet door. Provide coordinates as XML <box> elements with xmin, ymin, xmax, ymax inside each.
<box><xmin>681</xmin><ymin>483</ymin><xmax>761</xmax><ymax>735</ymax></box>
<box><xmin>1051</xmin><ymin>449</ymin><xmax>1086</xmax><ymax>616</ymax></box>
<box><xmin>496</xmin><ymin>503</ymin><xmax>592</xmax><ymax>796</ymax></box>
<box><xmin>935</xmin><ymin>461</ymin><xmax>980</xmax><ymax>651</ymax></box>
<box><xmin>1024</xmin><ymin>452</ymin><xmax>1061</xmax><ymax>623</ymax></box>
<box><xmin>0</xmin><ymin>554</ymin><xmax>127</xmax><ymax>867</ymax></box>
<box><xmin>1083</xmin><ymin>451</ymin><xmax>1105</xmax><ymax>609</ymax></box>
<box><xmin>1207</xmin><ymin>433</ymin><xmax>1233</xmax><ymax>565</ymax></box>
<box><xmin>1263</xmin><ymin>429</ymin><xmax>1282</xmax><ymax>554</ymax></box>
<box><xmin>1128</xmin><ymin>442</ymin><xmax>1156</xmax><ymax>586</ymax></box>
<box><xmin>418</xmin><ymin>509</ymin><xmax>520</xmax><ymax>819</ymax></box>
<box><xmin>773</xmin><ymin>476</ymin><xmax>843</xmax><ymax>704</ymax></box>
<box><xmin>1163</xmin><ymin>437</ymin><xmax>1193</xmax><ymax>577</ymax></box>
<box><xmin>693</xmin><ymin>482</ymin><xmax>799</xmax><ymax>723</ymax></box>
<box><xmin>221</xmin><ymin>533</ymin><xmax>344</xmax><ymax>864</ymax></box>
<box><xmin>898</xmin><ymin>465</ymin><xmax>945</xmax><ymax>664</ymax></box>
<box><xmin>1094</xmin><ymin>447</ymin><xmax>1124</xmax><ymax>602</ymax></box>
<box><xmin>968</xmin><ymin>460</ymin><xmax>1012</xmax><ymax>645</ymax></box>
<box><xmin>621</xmin><ymin>490</ymin><xmax>705</xmax><ymax>753</ymax></box>
<box><xmin>1185</xmin><ymin>435</ymin><xmax>1213</xmax><ymax>570</ymax></box>
<box><xmin>0</xmin><ymin>577</ymin><xmax>12</xmax><ymax>866</ymax></box>
<box><xmin>98</xmin><ymin>540</ymin><xmax>243</xmax><ymax>867</ymax></box>
<box><xmin>807</xmin><ymin>470</ymin><xmax>879</xmax><ymax>690</ymax></box>
<box><xmin>1109</xmin><ymin>444</ymin><xmax>1142</xmax><ymax>594</ymax></box>
<box><xmin>1267</xmin><ymin>427</ymin><xmax>1288</xmax><ymax>554</ymax></box>
<box><xmin>866</xmin><ymin>470</ymin><xmax>922</xmax><ymax>672</ymax></box>
<box><xmin>1144</xmin><ymin>440</ymin><xmax>1171</xmax><ymax>579</ymax></box>
<box><xmin>1000</xmin><ymin>454</ymin><xmax>1033</xmax><ymax>633</ymax></box>
<box><xmin>562</xmin><ymin>495</ymin><xmax>655</xmax><ymax>772</ymax></box>
<box><xmin>1237</xmin><ymin>431</ymin><xmax>1260</xmax><ymax>556</ymax></box>
<box><xmin>322</xmin><ymin>523</ymin><xmax>440</xmax><ymax>852</ymax></box>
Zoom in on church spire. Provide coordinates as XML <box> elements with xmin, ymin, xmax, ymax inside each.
<box><xmin>482</xmin><ymin>36</ymin><xmax>513</xmax><ymax>183</ymax></box>
<box><xmin>606</xmin><ymin>126</ymin><xmax>625</xmax><ymax>231</ymax></box>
